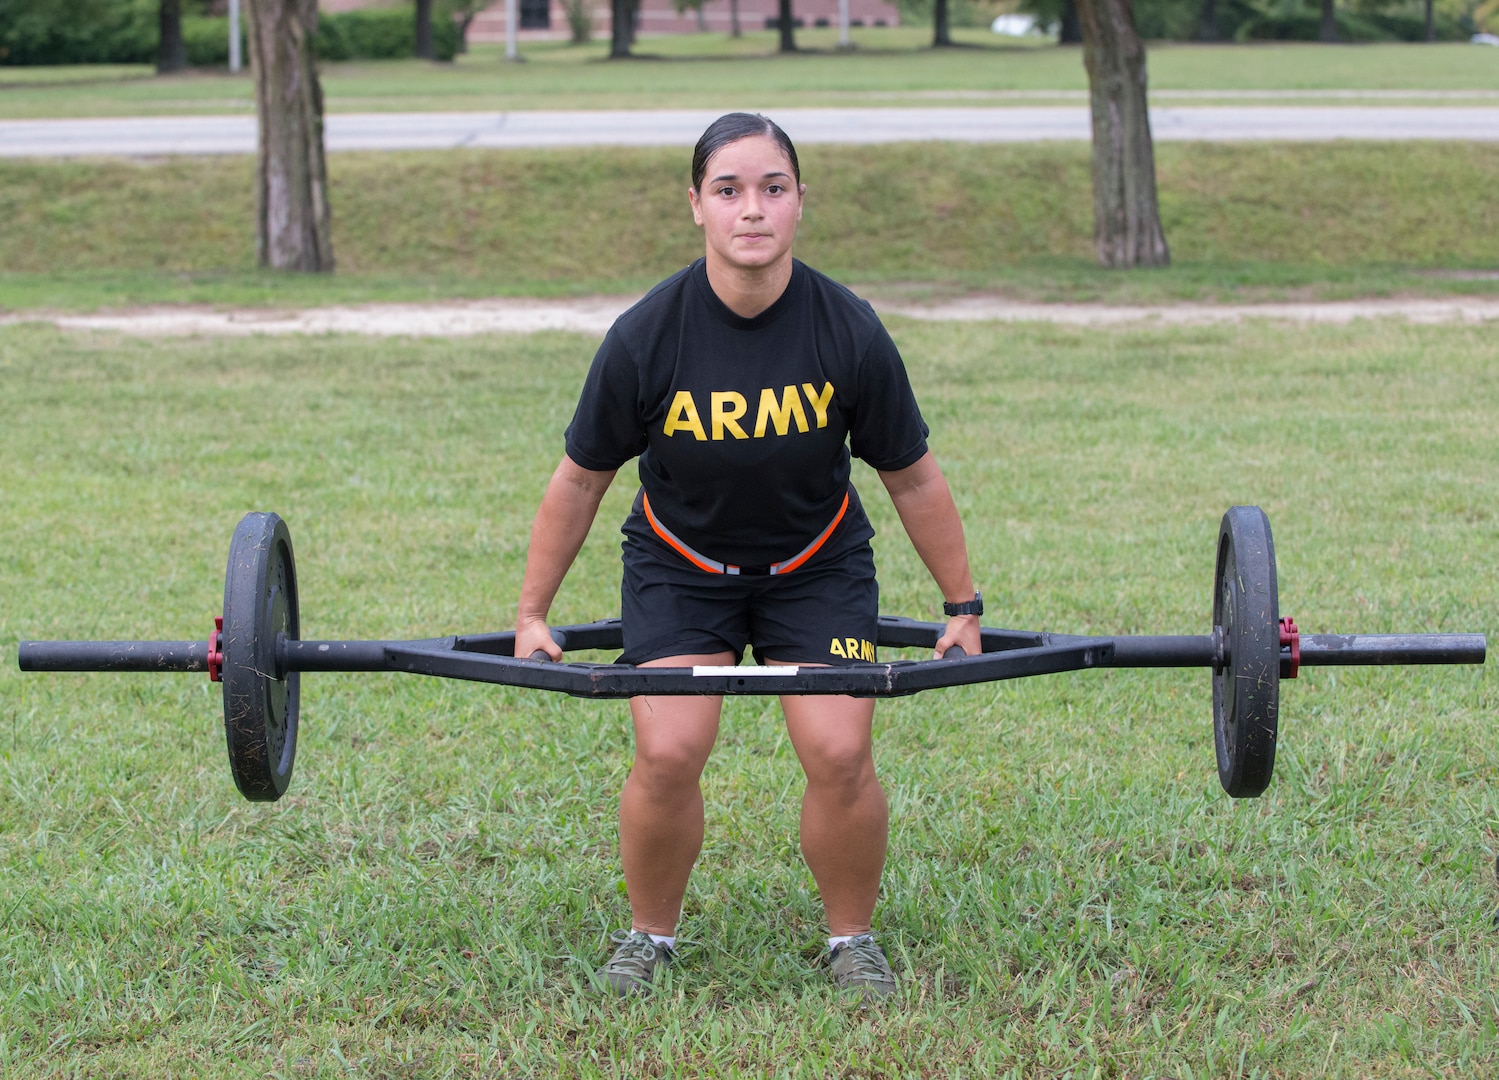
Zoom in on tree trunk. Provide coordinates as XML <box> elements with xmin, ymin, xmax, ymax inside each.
<box><xmin>158</xmin><ymin>0</ymin><xmax>187</xmax><ymax>73</ymax></box>
<box><xmin>456</xmin><ymin>12</ymin><xmax>476</xmax><ymax>53</ymax></box>
<box><xmin>1320</xmin><ymin>0</ymin><xmax>1338</xmax><ymax>42</ymax></box>
<box><xmin>1197</xmin><ymin>0</ymin><xmax>1218</xmax><ymax>41</ymax></box>
<box><xmin>730</xmin><ymin>0</ymin><xmax>741</xmax><ymax>38</ymax></box>
<box><xmin>245</xmin><ymin>0</ymin><xmax>334</xmax><ymax>272</ymax></box>
<box><xmin>1424</xmin><ymin>0</ymin><xmax>1434</xmax><ymax>40</ymax></box>
<box><xmin>1075</xmin><ymin>0</ymin><xmax>1169</xmax><ymax>269</ymax></box>
<box><xmin>415</xmin><ymin>0</ymin><xmax>434</xmax><ymax>59</ymax></box>
<box><xmin>1059</xmin><ymin>0</ymin><xmax>1082</xmax><ymax>44</ymax></box>
<box><xmin>778</xmin><ymin>0</ymin><xmax>796</xmax><ymax>52</ymax></box>
<box><xmin>610</xmin><ymin>0</ymin><xmax>633</xmax><ymax>56</ymax></box>
<box><xmin>932</xmin><ymin>0</ymin><xmax>952</xmax><ymax>46</ymax></box>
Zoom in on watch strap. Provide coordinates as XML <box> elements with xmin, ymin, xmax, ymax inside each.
<box><xmin>943</xmin><ymin>591</ymin><xmax>983</xmax><ymax>617</ymax></box>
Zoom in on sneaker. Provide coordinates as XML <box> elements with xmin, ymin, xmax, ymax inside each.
<box><xmin>596</xmin><ymin>930</ymin><xmax>674</xmax><ymax>997</ymax></box>
<box><xmin>827</xmin><ymin>934</ymin><xmax>897</xmax><ymax>1001</ymax></box>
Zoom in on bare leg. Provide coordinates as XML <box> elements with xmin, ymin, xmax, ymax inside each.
<box><xmin>619</xmin><ymin>652</ymin><xmax>732</xmax><ymax>935</ymax></box>
<box><xmin>779</xmin><ymin>692</ymin><xmax>887</xmax><ymax>936</ymax></box>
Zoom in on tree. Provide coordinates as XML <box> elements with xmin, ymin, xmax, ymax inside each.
<box><xmin>932</xmin><ymin>0</ymin><xmax>952</xmax><ymax>46</ymax></box>
<box><xmin>1197</xmin><ymin>0</ymin><xmax>1219</xmax><ymax>41</ymax></box>
<box><xmin>441</xmin><ymin>0</ymin><xmax>484</xmax><ymax>52</ymax></box>
<box><xmin>562</xmin><ymin>0</ymin><xmax>592</xmax><ymax>43</ymax></box>
<box><xmin>158</xmin><ymin>0</ymin><xmax>186</xmax><ymax>72</ymax></box>
<box><xmin>1012</xmin><ymin>0</ymin><xmax>1079</xmax><ymax>41</ymax></box>
<box><xmin>1060</xmin><ymin>0</ymin><xmax>1082</xmax><ymax>43</ymax></box>
<box><xmin>1320</xmin><ymin>0</ymin><xmax>1337</xmax><ymax>41</ymax></box>
<box><xmin>415</xmin><ymin>0</ymin><xmax>435</xmax><ymax>59</ymax></box>
<box><xmin>610</xmin><ymin>0</ymin><xmax>637</xmax><ymax>56</ymax></box>
<box><xmin>777</xmin><ymin>0</ymin><xmax>796</xmax><ymax>51</ymax></box>
<box><xmin>1074</xmin><ymin>0</ymin><xmax>1169</xmax><ymax>268</ymax></box>
<box><xmin>245</xmin><ymin>0</ymin><xmax>333</xmax><ymax>272</ymax></box>
<box><xmin>674</xmin><ymin>0</ymin><xmax>708</xmax><ymax>31</ymax></box>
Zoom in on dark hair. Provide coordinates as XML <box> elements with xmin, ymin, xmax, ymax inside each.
<box><xmin>690</xmin><ymin>113</ymin><xmax>801</xmax><ymax>193</ymax></box>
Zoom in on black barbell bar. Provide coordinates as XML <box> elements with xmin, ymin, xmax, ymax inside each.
<box><xmin>17</xmin><ymin>628</ymin><xmax>1486</xmax><ymax>679</ymax></box>
<box><xmin>16</xmin><ymin>507</ymin><xmax>1487</xmax><ymax>803</ymax></box>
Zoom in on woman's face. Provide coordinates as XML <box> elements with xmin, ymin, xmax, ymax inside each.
<box><xmin>688</xmin><ymin>134</ymin><xmax>805</xmax><ymax>277</ymax></box>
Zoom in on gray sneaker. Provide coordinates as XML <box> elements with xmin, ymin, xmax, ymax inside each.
<box><xmin>827</xmin><ymin>934</ymin><xmax>897</xmax><ymax>1001</ymax></box>
<box><xmin>596</xmin><ymin>930</ymin><xmax>674</xmax><ymax>996</ymax></box>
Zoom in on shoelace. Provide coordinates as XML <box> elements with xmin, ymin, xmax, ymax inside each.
<box><xmin>602</xmin><ymin>930</ymin><xmax>671</xmax><ymax>979</ymax></box>
<box><xmin>833</xmin><ymin>935</ymin><xmax>894</xmax><ymax>985</ymax></box>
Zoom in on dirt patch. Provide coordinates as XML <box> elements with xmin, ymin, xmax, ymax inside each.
<box><xmin>3</xmin><ymin>294</ymin><xmax>1498</xmax><ymax>338</ymax></box>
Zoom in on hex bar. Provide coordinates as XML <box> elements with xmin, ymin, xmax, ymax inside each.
<box><xmin>379</xmin><ymin>638</ymin><xmax>1117</xmax><ymax>698</ymax></box>
<box><xmin>19</xmin><ymin>620</ymin><xmax>1486</xmax><ymax>692</ymax></box>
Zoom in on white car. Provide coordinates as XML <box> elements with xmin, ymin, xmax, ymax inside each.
<box><xmin>1472</xmin><ymin>32</ymin><xmax>1499</xmax><ymax>45</ymax></box>
<box><xmin>991</xmin><ymin>14</ymin><xmax>1041</xmax><ymax>36</ymax></box>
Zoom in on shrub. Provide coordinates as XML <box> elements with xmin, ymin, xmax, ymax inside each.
<box><xmin>0</xmin><ymin>2</ymin><xmax>460</xmax><ymax>67</ymax></box>
<box><xmin>0</xmin><ymin>0</ymin><xmax>154</xmax><ymax>65</ymax></box>
<box><xmin>315</xmin><ymin>8</ymin><xmax>462</xmax><ymax>63</ymax></box>
<box><xmin>1237</xmin><ymin>8</ymin><xmax>1467</xmax><ymax>41</ymax></box>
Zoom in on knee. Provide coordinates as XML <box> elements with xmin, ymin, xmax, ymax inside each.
<box><xmin>631</xmin><ymin>739</ymin><xmax>710</xmax><ymax>795</ymax></box>
<box><xmin>800</xmin><ymin>740</ymin><xmax>878</xmax><ymax>801</ymax></box>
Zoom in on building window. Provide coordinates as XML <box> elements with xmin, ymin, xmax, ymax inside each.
<box><xmin>520</xmin><ymin>0</ymin><xmax>550</xmax><ymax>29</ymax></box>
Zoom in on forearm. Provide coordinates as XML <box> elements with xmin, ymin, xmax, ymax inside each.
<box><xmin>878</xmin><ymin>452</ymin><xmax>975</xmax><ymax>604</ymax></box>
<box><xmin>879</xmin><ymin>451</ymin><xmax>982</xmax><ymax>657</ymax></box>
<box><xmin>517</xmin><ymin>456</ymin><xmax>617</xmax><ymax>626</ymax></box>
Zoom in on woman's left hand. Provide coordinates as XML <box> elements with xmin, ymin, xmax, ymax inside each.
<box><xmin>934</xmin><ymin>614</ymin><xmax>983</xmax><ymax>659</ymax></box>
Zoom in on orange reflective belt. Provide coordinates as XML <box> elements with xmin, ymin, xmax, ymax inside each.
<box><xmin>643</xmin><ymin>491</ymin><xmax>850</xmax><ymax>577</ymax></box>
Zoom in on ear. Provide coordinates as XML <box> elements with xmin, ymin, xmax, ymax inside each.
<box><xmin>688</xmin><ymin>186</ymin><xmax>704</xmax><ymax>227</ymax></box>
<box><xmin>796</xmin><ymin>183</ymin><xmax>806</xmax><ymax>222</ymax></box>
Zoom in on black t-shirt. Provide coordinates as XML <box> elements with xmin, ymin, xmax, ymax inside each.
<box><xmin>565</xmin><ymin>258</ymin><xmax>930</xmax><ymax>568</ymax></box>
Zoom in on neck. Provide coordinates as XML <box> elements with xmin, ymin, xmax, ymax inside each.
<box><xmin>703</xmin><ymin>255</ymin><xmax>794</xmax><ymax>319</ymax></box>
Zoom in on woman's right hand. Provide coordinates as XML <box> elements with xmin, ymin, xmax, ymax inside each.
<box><xmin>515</xmin><ymin>616</ymin><xmax>562</xmax><ymax>662</ymax></box>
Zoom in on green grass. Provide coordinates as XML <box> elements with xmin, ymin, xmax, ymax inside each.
<box><xmin>1</xmin><ymin>317</ymin><xmax>1496</xmax><ymax>1076</ymax></box>
<box><xmin>2</xmin><ymin>140</ymin><xmax>1496</xmax><ymax>312</ymax></box>
<box><xmin>2</xmin><ymin>37</ymin><xmax>1497</xmax><ymax>118</ymax></box>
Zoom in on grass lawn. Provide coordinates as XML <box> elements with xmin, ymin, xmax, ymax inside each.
<box><xmin>1</xmin><ymin>36</ymin><xmax>1497</xmax><ymax>118</ymax></box>
<box><xmin>2</xmin><ymin>140</ymin><xmax>1496</xmax><ymax>312</ymax></box>
<box><xmin>1</xmin><ymin>315</ymin><xmax>1495</xmax><ymax>1076</ymax></box>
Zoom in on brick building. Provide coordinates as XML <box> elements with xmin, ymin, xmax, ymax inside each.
<box><xmin>321</xmin><ymin>1</ymin><xmax>902</xmax><ymax>40</ymax></box>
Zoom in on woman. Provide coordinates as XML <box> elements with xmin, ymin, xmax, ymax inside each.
<box><xmin>514</xmin><ymin>113</ymin><xmax>982</xmax><ymax>1000</ymax></box>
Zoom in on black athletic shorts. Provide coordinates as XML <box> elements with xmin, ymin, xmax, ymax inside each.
<box><xmin>618</xmin><ymin>534</ymin><xmax>880</xmax><ymax>667</ymax></box>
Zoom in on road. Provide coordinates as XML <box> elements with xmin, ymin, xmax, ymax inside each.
<box><xmin>3</xmin><ymin>106</ymin><xmax>1499</xmax><ymax>157</ymax></box>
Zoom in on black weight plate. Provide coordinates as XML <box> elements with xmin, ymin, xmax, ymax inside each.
<box><xmin>1212</xmin><ymin>505</ymin><xmax>1279</xmax><ymax>798</ymax></box>
<box><xmin>222</xmin><ymin>512</ymin><xmax>300</xmax><ymax>801</ymax></box>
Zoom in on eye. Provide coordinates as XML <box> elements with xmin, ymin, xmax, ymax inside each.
<box><xmin>765</xmin><ymin>184</ymin><xmax>784</xmax><ymax>195</ymax></box>
<box><xmin>716</xmin><ymin>185</ymin><xmax>738</xmax><ymax>198</ymax></box>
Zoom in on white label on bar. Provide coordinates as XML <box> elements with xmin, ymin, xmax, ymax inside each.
<box><xmin>691</xmin><ymin>665</ymin><xmax>799</xmax><ymax>677</ymax></box>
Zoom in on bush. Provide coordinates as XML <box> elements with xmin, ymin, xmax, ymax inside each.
<box><xmin>1237</xmin><ymin>8</ymin><xmax>1467</xmax><ymax>40</ymax></box>
<box><xmin>1361</xmin><ymin>9</ymin><xmax>1470</xmax><ymax>40</ymax></box>
<box><xmin>0</xmin><ymin>2</ymin><xmax>460</xmax><ymax>67</ymax></box>
<box><xmin>182</xmin><ymin>16</ymin><xmax>232</xmax><ymax>67</ymax></box>
<box><xmin>1133</xmin><ymin>0</ymin><xmax>1264</xmax><ymax>39</ymax></box>
<box><xmin>0</xmin><ymin>0</ymin><xmax>154</xmax><ymax>65</ymax></box>
<box><xmin>316</xmin><ymin>8</ymin><xmax>462</xmax><ymax>63</ymax></box>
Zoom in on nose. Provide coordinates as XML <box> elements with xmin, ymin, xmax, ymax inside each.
<box><xmin>741</xmin><ymin>189</ymin><xmax>764</xmax><ymax>220</ymax></box>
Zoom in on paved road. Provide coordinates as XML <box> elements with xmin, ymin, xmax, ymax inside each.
<box><xmin>3</xmin><ymin>106</ymin><xmax>1498</xmax><ymax>157</ymax></box>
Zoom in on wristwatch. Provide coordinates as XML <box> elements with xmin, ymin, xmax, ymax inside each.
<box><xmin>943</xmin><ymin>591</ymin><xmax>983</xmax><ymax>617</ymax></box>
